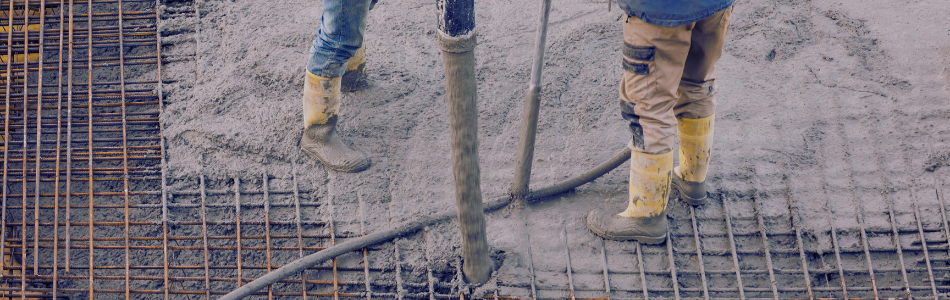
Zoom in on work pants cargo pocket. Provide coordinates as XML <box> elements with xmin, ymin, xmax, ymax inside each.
<box><xmin>620</xmin><ymin>42</ymin><xmax>657</xmax><ymax>101</ymax></box>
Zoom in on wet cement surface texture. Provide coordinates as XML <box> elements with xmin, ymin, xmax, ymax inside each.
<box><xmin>151</xmin><ymin>0</ymin><xmax>950</xmax><ymax>298</ymax></box>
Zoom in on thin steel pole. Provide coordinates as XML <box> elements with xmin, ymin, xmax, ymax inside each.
<box><xmin>780</xmin><ymin>176</ymin><xmax>814</xmax><ymax>299</ymax></box>
<box><xmin>292</xmin><ymin>169</ymin><xmax>308</xmax><ymax>300</ymax></box>
<box><xmin>861</xmin><ymin>115</ymin><xmax>911</xmax><ymax>298</ymax></box>
<box><xmin>563</xmin><ymin>224</ymin><xmax>576</xmax><ymax>300</ymax></box>
<box><xmin>750</xmin><ymin>175</ymin><xmax>779</xmax><ymax>300</ymax></box>
<box><xmin>721</xmin><ymin>197</ymin><xmax>746</xmax><ymax>299</ymax></box>
<box><xmin>65</xmin><ymin>0</ymin><xmax>75</xmax><ymax>272</ymax></box>
<box><xmin>525</xmin><ymin>229</ymin><xmax>537</xmax><ymax>300</ymax></box>
<box><xmin>234</xmin><ymin>176</ymin><xmax>243</xmax><ymax>287</ymax></box>
<box><xmin>665</xmin><ymin>234</ymin><xmax>680</xmax><ymax>300</ymax></box>
<box><xmin>599</xmin><ymin>239</ymin><xmax>610</xmax><ymax>300</ymax></box>
<box><xmin>0</xmin><ymin>0</ymin><xmax>14</xmax><ymax>281</ymax></box>
<box><xmin>510</xmin><ymin>0</ymin><xmax>551</xmax><ymax>201</ymax></box>
<box><xmin>394</xmin><ymin>238</ymin><xmax>405</xmax><ymax>300</ymax></box>
<box><xmin>635</xmin><ymin>242</ymin><xmax>649</xmax><ymax>300</ymax></box>
<box><xmin>263</xmin><ymin>173</ymin><xmax>273</xmax><ymax>300</ymax></box>
<box><xmin>117</xmin><ymin>0</ymin><xmax>133</xmax><ymax>297</ymax></box>
<box><xmin>688</xmin><ymin>206</ymin><xmax>709</xmax><ymax>300</ymax></box>
<box><xmin>36</xmin><ymin>0</ymin><xmax>48</xmax><ymax>277</ymax></box>
<box><xmin>825</xmin><ymin>193</ymin><xmax>849</xmax><ymax>298</ymax></box>
<box><xmin>53</xmin><ymin>0</ymin><xmax>66</xmax><ymax>296</ymax></box>
<box><xmin>86</xmin><ymin>0</ymin><xmax>96</xmax><ymax>297</ymax></box>
<box><xmin>885</xmin><ymin>187</ymin><xmax>912</xmax><ymax>298</ymax></box>
<box><xmin>833</xmin><ymin>124</ymin><xmax>880</xmax><ymax>298</ymax></box>
<box><xmin>910</xmin><ymin>188</ymin><xmax>939</xmax><ymax>298</ymax></box>
<box><xmin>932</xmin><ymin>171</ymin><xmax>950</xmax><ymax>286</ymax></box>
<box><xmin>424</xmin><ymin>229</ymin><xmax>436</xmax><ymax>300</ymax></box>
<box><xmin>327</xmin><ymin>180</ymin><xmax>340</xmax><ymax>300</ymax></box>
<box><xmin>22</xmin><ymin>3</ymin><xmax>32</xmax><ymax>298</ymax></box>
<box><xmin>200</xmin><ymin>175</ymin><xmax>210</xmax><ymax>300</ymax></box>
<box><xmin>358</xmin><ymin>194</ymin><xmax>372</xmax><ymax>300</ymax></box>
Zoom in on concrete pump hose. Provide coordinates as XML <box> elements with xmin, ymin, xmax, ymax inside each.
<box><xmin>219</xmin><ymin>146</ymin><xmax>631</xmax><ymax>300</ymax></box>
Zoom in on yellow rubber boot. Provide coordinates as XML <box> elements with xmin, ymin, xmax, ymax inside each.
<box><xmin>587</xmin><ymin>149</ymin><xmax>672</xmax><ymax>244</ymax></box>
<box><xmin>672</xmin><ymin>114</ymin><xmax>714</xmax><ymax>205</ymax></box>
<box><xmin>300</xmin><ymin>71</ymin><xmax>370</xmax><ymax>172</ymax></box>
<box><xmin>341</xmin><ymin>46</ymin><xmax>366</xmax><ymax>92</ymax></box>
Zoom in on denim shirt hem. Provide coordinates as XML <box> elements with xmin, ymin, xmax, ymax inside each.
<box><xmin>619</xmin><ymin>0</ymin><xmax>735</xmax><ymax>27</ymax></box>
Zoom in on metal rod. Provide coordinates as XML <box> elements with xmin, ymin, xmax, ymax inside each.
<box><xmin>861</xmin><ymin>113</ymin><xmax>912</xmax><ymax>299</ymax></box>
<box><xmin>688</xmin><ymin>206</ymin><xmax>709</xmax><ymax>300</ymax></box>
<box><xmin>780</xmin><ymin>175</ymin><xmax>814</xmax><ymax>299</ymax></box>
<box><xmin>599</xmin><ymin>239</ymin><xmax>610</xmax><ymax>300</ymax></box>
<box><xmin>85</xmin><ymin>0</ymin><xmax>95</xmax><ymax>297</ymax></box>
<box><xmin>118</xmin><ymin>0</ymin><xmax>133</xmax><ymax>297</ymax></box>
<box><xmin>394</xmin><ymin>238</ymin><xmax>405</xmax><ymax>300</ymax></box>
<box><xmin>932</xmin><ymin>171</ymin><xmax>950</xmax><ymax>287</ymax></box>
<box><xmin>665</xmin><ymin>234</ymin><xmax>680</xmax><ymax>300</ymax></box>
<box><xmin>65</xmin><ymin>0</ymin><xmax>74</xmax><ymax>273</ymax></box>
<box><xmin>750</xmin><ymin>171</ymin><xmax>779</xmax><ymax>300</ymax></box>
<box><xmin>834</xmin><ymin>125</ymin><xmax>881</xmax><ymax>298</ymax></box>
<box><xmin>35</xmin><ymin>0</ymin><xmax>46</xmax><ymax>278</ymax></box>
<box><xmin>263</xmin><ymin>173</ymin><xmax>274</xmax><ymax>300</ymax></box>
<box><xmin>437</xmin><ymin>0</ymin><xmax>492</xmax><ymax>284</ymax></box>
<box><xmin>52</xmin><ymin>0</ymin><xmax>65</xmax><ymax>295</ymax></box>
<box><xmin>18</xmin><ymin>3</ymin><xmax>32</xmax><ymax>298</ymax></box>
<box><xmin>510</xmin><ymin>0</ymin><xmax>551</xmax><ymax>201</ymax></box>
<box><xmin>885</xmin><ymin>184</ymin><xmax>912</xmax><ymax>298</ymax></box>
<box><xmin>292</xmin><ymin>168</ymin><xmax>309</xmax><ymax>300</ymax></box>
<box><xmin>911</xmin><ymin>188</ymin><xmax>939</xmax><ymax>298</ymax></box>
<box><xmin>526</xmin><ymin>227</ymin><xmax>537</xmax><ymax>300</ymax></box>
<box><xmin>720</xmin><ymin>196</ymin><xmax>746</xmax><ymax>299</ymax></box>
<box><xmin>328</xmin><ymin>178</ymin><xmax>340</xmax><ymax>300</ymax></box>
<box><xmin>234</xmin><ymin>176</ymin><xmax>243</xmax><ymax>287</ymax></box>
<box><xmin>564</xmin><ymin>223</ymin><xmax>576</xmax><ymax>300</ymax></box>
<box><xmin>425</xmin><ymin>229</ymin><xmax>436</xmax><ymax>300</ymax></box>
<box><xmin>0</xmin><ymin>0</ymin><xmax>13</xmax><ymax>282</ymax></box>
<box><xmin>635</xmin><ymin>242</ymin><xmax>648</xmax><ymax>300</ymax></box>
<box><xmin>825</xmin><ymin>189</ymin><xmax>849</xmax><ymax>298</ymax></box>
<box><xmin>200</xmin><ymin>175</ymin><xmax>210</xmax><ymax>300</ymax></box>
<box><xmin>359</xmin><ymin>194</ymin><xmax>372</xmax><ymax>300</ymax></box>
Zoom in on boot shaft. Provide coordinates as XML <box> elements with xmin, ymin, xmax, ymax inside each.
<box><xmin>302</xmin><ymin>71</ymin><xmax>342</xmax><ymax>127</ymax></box>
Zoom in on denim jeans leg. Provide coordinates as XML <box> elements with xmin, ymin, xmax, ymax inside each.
<box><xmin>307</xmin><ymin>0</ymin><xmax>372</xmax><ymax>78</ymax></box>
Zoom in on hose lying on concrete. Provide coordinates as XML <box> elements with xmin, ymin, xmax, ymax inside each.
<box><xmin>219</xmin><ymin>147</ymin><xmax>631</xmax><ymax>300</ymax></box>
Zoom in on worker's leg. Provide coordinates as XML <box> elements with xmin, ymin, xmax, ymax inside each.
<box><xmin>308</xmin><ymin>0</ymin><xmax>372</xmax><ymax>78</ymax></box>
<box><xmin>310</xmin><ymin>0</ymin><xmax>373</xmax><ymax>91</ymax></box>
<box><xmin>587</xmin><ymin>14</ymin><xmax>692</xmax><ymax>244</ymax></box>
<box><xmin>671</xmin><ymin>6</ymin><xmax>733</xmax><ymax>205</ymax></box>
<box><xmin>300</xmin><ymin>0</ymin><xmax>373</xmax><ymax>173</ymax></box>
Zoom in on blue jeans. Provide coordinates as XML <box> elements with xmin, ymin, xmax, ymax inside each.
<box><xmin>307</xmin><ymin>0</ymin><xmax>377</xmax><ymax>78</ymax></box>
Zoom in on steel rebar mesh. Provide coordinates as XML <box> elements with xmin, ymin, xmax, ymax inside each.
<box><xmin>2</xmin><ymin>0</ymin><xmax>950</xmax><ymax>299</ymax></box>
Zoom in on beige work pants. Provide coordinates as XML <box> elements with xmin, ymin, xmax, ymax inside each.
<box><xmin>619</xmin><ymin>6</ymin><xmax>733</xmax><ymax>154</ymax></box>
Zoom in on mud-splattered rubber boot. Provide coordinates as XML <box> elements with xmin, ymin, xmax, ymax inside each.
<box><xmin>301</xmin><ymin>70</ymin><xmax>370</xmax><ymax>173</ymax></box>
<box><xmin>586</xmin><ymin>150</ymin><xmax>673</xmax><ymax>244</ymax></box>
<box><xmin>301</xmin><ymin>115</ymin><xmax>370</xmax><ymax>173</ymax></box>
<box><xmin>587</xmin><ymin>204</ymin><xmax>667</xmax><ymax>244</ymax></box>
<box><xmin>341</xmin><ymin>46</ymin><xmax>366</xmax><ymax>92</ymax></box>
<box><xmin>671</xmin><ymin>167</ymin><xmax>705</xmax><ymax>206</ymax></box>
<box><xmin>672</xmin><ymin>115</ymin><xmax>714</xmax><ymax>206</ymax></box>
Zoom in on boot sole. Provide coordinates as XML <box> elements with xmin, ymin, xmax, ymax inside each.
<box><xmin>671</xmin><ymin>177</ymin><xmax>706</xmax><ymax>206</ymax></box>
<box><xmin>302</xmin><ymin>147</ymin><xmax>371</xmax><ymax>173</ymax></box>
<box><xmin>587</xmin><ymin>226</ymin><xmax>666</xmax><ymax>244</ymax></box>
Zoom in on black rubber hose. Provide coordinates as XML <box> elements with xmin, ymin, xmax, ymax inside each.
<box><xmin>218</xmin><ymin>146</ymin><xmax>631</xmax><ymax>300</ymax></box>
